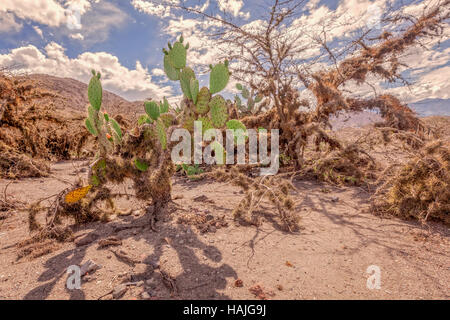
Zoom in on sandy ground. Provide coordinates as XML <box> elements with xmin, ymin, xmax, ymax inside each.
<box><xmin>0</xmin><ymin>161</ymin><xmax>448</xmax><ymax>300</ymax></box>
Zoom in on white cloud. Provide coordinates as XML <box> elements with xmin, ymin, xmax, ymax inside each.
<box><xmin>70</xmin><ymin>32</ymin><xmax>85</xmax><ymax>40</ymax></box>
<box><xmin>0</xmin><ymin>43</ymin><xmax>173</xmax><ymax>101</ymax></box>
<box><xmin>217</xmin><ymin>0</ymin><xmax>250</xmax><ymax>19</ymax></box>
<box><xmin>0</xmin><ymin>12</ymin><xmax>23</xmax><ymax>33</ymax></box>
<box><xmin>131</xmin><ymin>0</ymin><xmax>179</xmax><ymax>18</ymax></box>
<box><xmin>0</xmin><ymin>0</ymin><xmax>67</xmax><ymax>27</ymax></box>
<box><xmin>67</xmin><ymin>1</ymin><xmax>129</xmax><ymax>44</ymax></box>
<box><xmin>33</xmin><ymin>26</ymin><xmax>44</xmax><ymax>39</ymax></box>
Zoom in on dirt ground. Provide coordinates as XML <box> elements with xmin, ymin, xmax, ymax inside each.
<box><xmin>0</xmin><ymin>161</ymin><xmax>448</xmax><ymax>300</ymax></box>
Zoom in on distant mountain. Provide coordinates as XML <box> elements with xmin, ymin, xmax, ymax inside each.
<box><xmin>23</xmin><ymin>74</ymin><xmax>143</xmax><ymax>117</ymax></box>
<box><xmin>409</xmin><ymin>98</ymin><xmax>450</xmax><ymax>117</ymax></box>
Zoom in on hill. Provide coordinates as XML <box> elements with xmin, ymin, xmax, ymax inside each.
<box><xmin>24</xmin><ymin>74</ymin><xmax>143</xmax><ymax>117</ymax></box>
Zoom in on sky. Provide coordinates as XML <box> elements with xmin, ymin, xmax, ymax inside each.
<box><xmin>0</xmin><ymin>0</ymin><xmax>448</xmax><ymax>108</ymax></box>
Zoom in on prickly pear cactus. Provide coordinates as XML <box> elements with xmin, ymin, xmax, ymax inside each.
<box><xmin>180</xmin><ymin>67</ymin><xmax>196</xmax><ymax>99</ymax></box>
<box><xmin>145</xmin><ymin>101</ymin><xmax>160</xmax><ymax>121</ymax></box>
<box><xmin>84</xmin><ymin>70</ymin><xmax>122</xmax><ymax>156</ymax></box>
<box><xmin>168</xmin><ymin>41</ymin><xmax>187</xmax><ymax>69</ymax></box>
<box><xmin>195</xmin><ymin>87</ymin><xmax>211</xmax><ymax>114</ymax></box>
<box><xmin>156</xmin><ymin>118</ymin><xmax>167</xmax><ymax>150</ymax></box>
<box><xmin>88</xmin><ymin>70</ymin><xmax>102</xmax><ymax>111</ymax></box>
<box><xmin>235</xmin><ymin>83</ymin><xmax>265</xmax><ymax>115</ymax></box>
<box><xmin>210</xmin><ymin>63</ymin><xmax>230</xmax><ymax>95</ymax></box>
<box><xmin>209</xmin><ymin>95</ymin><xmax>228</xmax><ymax>128</ymax></box>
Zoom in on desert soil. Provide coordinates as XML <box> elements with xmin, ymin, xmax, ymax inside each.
<box><xmin>0</xmin><ymin>161</ymin><xmax>448</xmax><ymax>300</ymax></box>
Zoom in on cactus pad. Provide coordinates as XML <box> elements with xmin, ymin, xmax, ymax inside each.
<box><xmin>85</xmin><ymin>118</ymin><xmax>98</xmax><ymax>136</ymax></box>
<box><xmin>145</xmin><ymin>101</ymin><xmax>160</xmax><ymax>120</ymax></box>
<box><xmin>209</xmin><ymin>95</ymin><xmax>228</xmax><ymax>128</ymax></box>
<box><xmin>88</xmin><ymin>74</ymin><xmax>102</xmax><ymax>111</ymax></box>
<box><xmin>164</xmin><ymin>55</ymin><xmax>180</xmax><ymax>81</ymax></box>
<box><xmin>180</xmin><ymin>67</ymin><xmax>195</xmax><ymax>99</ymax></box>
<box><xmin>156</xmin><ymin>118</ymin><xmax>167</xmax><ymax>150</ymax></box>
<box><xmin>209</xmin><ymin>63</ymin><xmax>229</xmax><ymax>94</ymax></box>
<box><xmin>168</xmin><ymin>41</ymin><xmax>187</xmax><ymax>69</ymax></box>
<box><xmin>190</xmin><ymin>78</ymin><xmax>199</xmax><ymax>104</ymax></box>
<box><xmin>195</xmin><ymin>87</ymin><xmax>211</xmax><ymax>114</ymax></box>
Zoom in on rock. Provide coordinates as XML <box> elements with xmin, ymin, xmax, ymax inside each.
<box><xmin>208</xmin><ymin>226</ymin><xmax>217</xmax><ymax>233</ymax></box>
<box><xmin>112</xmin><ymin>284</ymin><xmax>128</xmax><ymax>299</ymax></box>
<box><xmin>80</xmin><ymin>260</ymin><xmax>101</xmax><ymax>277</ymax></box>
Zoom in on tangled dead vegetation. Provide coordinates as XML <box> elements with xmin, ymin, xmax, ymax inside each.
<box><xmin>0</xmin><ymin>73</ymin><xmax>109</xmax><ymax>178</ymax></box>
<box><xmin>203</xmin><ymin>167</ymin><xmax>300</xmax><ymax>232</ymax></box>
<box><xmin>372</xmin><ymin>140</ymin><xmax>450</xmax><ymax>225</ymax></box>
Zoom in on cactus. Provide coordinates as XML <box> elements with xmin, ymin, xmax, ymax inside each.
<box><xmin>210</xmin><ymin>63</ymin><xmax>230</xmax><ymax>94</ymax></box>
<box><xmin>164</xmin><ymin>55</ymin><xmax>180</xmax><ymax>81</ymax></box>
<box><xmin>145</xmin><ymin>101</ymin><xmax>160</xmax><ymax>120</ymax></box>
<box><xmin>235</xmin><ymin>83</ymin><xmax>265</xmax><ymax>115</ymax></box>
<box><xmin>160</xmin><ymin>97</ymin><xmax>170</xmax><ymax>113</ymax></box>
<box><xmin>195</xmin><ymin>87</ymin><xmax>211</xmax><ymax>114</ymax></box>
<box><xmin>209</xmin><ymin>95</ymin><xmax>228</xmax><ymax>128</ymax></box>
<box><xmin>88</xmin><ymin>71</ymin><xmax>102</xmax><ymax>111</ymax></box>
<box><xmin>134</xmin><ymin>158</ymin><xmax>149</xmax><ymax>172</ymax></box>
<box><xmin>198</xmin><ymin>116</ymin><xmax>213</xmax><ymax>134</ymax></box>
<box><xmin>180</xmin><ymin>67</ymin><xmax>196</xmax><ymax>99</ymax></box>
<box><xmin>190</xmin><ymin>78</ymin><xmax>199</xmax><ymax>104</ymax></box>
<box><xmin>138</xmin><ymin>114</ymin><xmax>152</xmax><ymax>125</ymax></box>
<box><xmin>109</xmin><ymin>118</ymin><xmax>122</xmax><ymax>140</ymax></box>
<box><xmin>156</xmin><ymin>118</ymin><xmax>167</xmax><ymax>150</ymax></box>
<box><xmin>85</xmin><ymin>118</ymin><xmax>98</xmax><ymax>136</ymax></box>
<box><xmin>168</xmin><ymin>41</ymin><xmax>187</xmax><ymax>69</ymax></box>
<box><xmin>226</xmin><ymin>119</ymin><xmax>247</xmax><ymax>143</ymax></box>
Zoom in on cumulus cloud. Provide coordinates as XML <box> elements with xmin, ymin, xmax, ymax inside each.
<box><xmin>0</xmin><ymin>0</ymin><xmax>67</xmax><ymax>27</ymax></box>
<box><xmin>131</xmin><ymin>0</ymin><xmax>180</xmax><ymax>18</ymax></box>
<box><xmin>217</xmin><ymin>0</ymin><xmax>250</xmax><ymax>19</ymax></box>
<box><xmin>0</xmin><ymin>43</ymin><xmax>173</xmax><ymax>101</ymax></box>
<box><xmin>0</xmin><ymin>12</ymin><xmax>23</xmax><ymax>33</ymax></box>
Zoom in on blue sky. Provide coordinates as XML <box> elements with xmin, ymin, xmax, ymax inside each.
<box><xmin>0</xmin><ymin>0</ymin><xmax>448</xmax><ymax>108</ymax></box>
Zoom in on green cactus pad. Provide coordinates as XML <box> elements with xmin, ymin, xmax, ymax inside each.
<box><xmin>145</xmin><ymin>101</ymin><xmax>160</xmax><ymax>120</ymax></box>
<box><xmin>138</xmin><ymin>115</ymin><xmax>151</xmax><ymax>125</ymax></box>
<box><xmin>85</xmin><ymin>118</ymin><xmax>98</xmax><ymax>136</ymax></box>
<box><xmin>236</xmin><ymin>83</ymin><xmax>243</xmax><ymax>90</ymax></box>
<box><xmin>209</xmin><ymin>63</ymin><xmax>229</xmax><ymax>94</ymax></box>
<box><xmin>198</xmin><ymin>117</ymin><xmax>213</xmax><ymax>134</ymax></box>
<box><xmin>209</xmin><ymin>95</ymin><xmax>228</xmax><ymax>128</ymax></box>
<box><xmin>103</xmin><ymin>113</ymin><xmax>110</xmax><ymax>122</ymax></box>
<box><xmin>163</xmin><ymin>55</ymin><xmax>180</xmax><ymax>81</ymax></box>
<box><xmin>156</xmin><ymin>118</ymin><xmax>167</xmax><ymax>150</ymax></box>
<box><xmin>160</xmin><ymin>97</ymin><xmax>170</xmax><ymax>113</ymax></box>
<box><xmin>110</xmin><ymin>118</ymin><xmax>122</xmax><ymax>140</ymax></box>
<box><xmin>190</xmin><ymin>78</ymin><xmax>199</xmax><ymax>104</ymax></box>
<box><xmin>168</xmin><ymin>42</ymin><xmax>187</xmax><ymax>69</ymax></box>
<box><xmin>180</xmin><ymin>67</ymin><xmax>195</xmax><ymax>99</ymax></box>
<box><xmin>88</xmin><ymin>74</ymin><xmax>102</xmax><ymax>111</ymax></box>
<box><xmin>195</xmin><ymin>87</ymin><xmax>211</xmax><ymax>115</ymax></box>
<box><xmin>90</xmin><ymin>174</ymin><xmax>100</xmax><ymax>186</ymax></box>
<box><xmin>183</xmin><ymin>115</ymin><xmax>195</xmax><ymax>132</ymax></box>
<box><xmin>226</xmin><ymin>119</ymin><xmax>247</xmax><ymax>143</ymax></box>
<box><xmin>134</xmin><ymin>158</ymin><xmax>149</xmax><ymax>172</ymax></box>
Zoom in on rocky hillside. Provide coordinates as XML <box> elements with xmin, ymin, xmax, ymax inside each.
<box><xmin>24</xmin><ymin>74</ymin><xmax>142</xmax><ymax>117</ymax></box>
